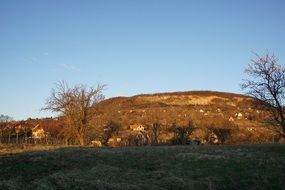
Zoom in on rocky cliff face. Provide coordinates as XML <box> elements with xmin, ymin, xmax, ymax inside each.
<box><xmin>135</xmin><ymin>94</ymin><xmax>252</xmax><ymax>106</ymax></box>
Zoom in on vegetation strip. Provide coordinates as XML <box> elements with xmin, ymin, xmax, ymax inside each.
<box><xmin>0</xmin><ymin>145</ymin><xmax>285</xmax><ymax>190</ymax></box>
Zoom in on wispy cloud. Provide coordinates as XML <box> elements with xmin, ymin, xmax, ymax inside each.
<box><xmin>21</xmin><ymin>56</ymin><xmax>39</xmax><ymax>65</ymax></box>
<box><xmin>60</xmin><ymin>64</ymin><xmax>80</xmax><ymax>71</ymax></box>
<box><xmin>43</xmin><ymin>52</ymin><xmax>49</xmax><ymax>56</ymax></box>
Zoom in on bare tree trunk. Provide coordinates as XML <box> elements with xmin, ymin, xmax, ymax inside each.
<box><xmin>281</xmin><ymin>122</ymin><xmax>285</xmax><ymax>135</ymax></box>
<box><xmin>78</xmin><ymin>134</ymin><xmax>85</xmax><ymax>146</ymax></box>
<box><xmin>153</xmin><ymin>133</ymin><xmax>158</xmax><ymax>145</ymax></box>
<box><xmin>152</xmin><ymin>123</ymin><xmax>160</xmax><ymax>145</ymax></box>
<box><xmin>8</xmin><ymin>132</ymin><xmax>11</xmax><ymax>144</ymax></box>
<box><xmin>25</xmin><ymin>131</ymin><xmax>27</xmax><ymax>144</ymax></box>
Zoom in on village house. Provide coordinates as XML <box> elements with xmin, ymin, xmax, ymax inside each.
<box><xmin>235</xmin><ymin>113</ymin><xmax>243</xmax><ymax>119</ymax></box>
<box><xmin>91</xmin><ymin>140</ymin><xmax>102</xmax><ymax>147</ymax></box>
<box><xmin>15</xmin><ymin>124</ymin><xmax>24</xmax><ymax>134</ymax></box>
<box><xmin>229</xmin><ymin>117</ymin><xmax>235</xmax><ymax>122</ymax></box>
<box><xmin>130</xmin><ymin>124</ymin><xmax>144</xmax><ymax>131</ymax></box>
<box><xmin>107</xmin><ymin>137</ymin><xmax>125</xmax><ymax>147</ymax></box>
<box><xmin>32</xmin><ymin>124</ymin><xmax>47</xmax><ymax>139</ymax></box>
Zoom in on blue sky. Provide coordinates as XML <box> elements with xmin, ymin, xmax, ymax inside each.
<box><xmin>1</xmin><ymin>0</ymin><xmax>285</xmax><ymax>120</ymax></box>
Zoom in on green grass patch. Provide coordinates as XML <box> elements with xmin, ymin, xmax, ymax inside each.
<box><xmin>0</xmin><ymin>145</ymin><xmax>285</xmax><ymax>189</ymax></box>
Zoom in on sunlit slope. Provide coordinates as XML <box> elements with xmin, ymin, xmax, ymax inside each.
<box><xmin>94</xmin><ymin>91</ymin><xmax>276</xmax><ymax>144</ymax></box>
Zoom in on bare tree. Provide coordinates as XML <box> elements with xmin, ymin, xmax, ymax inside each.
<box><xmin>101</xmin><ymin>121</ymin><xmax>121</xmax><ymax>146</ymax></box>
<box><xmin>43</xmin><ymin>81</ymin><xmax>106</xmax><ymax>145</ymax></box>
<box><xmin>149</xmin><ymin>122</ymin><xmax>161</xmax><ymax>145</ymax></box>
<box><xmin>208</xmin><ymin>126</ymin><xmax>231</xmax><ymax>144</ymax></box>
<box><xmin>141</xmin><ymin>110</ymin><xmax>162</xmax><ymax>145</ymax></box>
<box><xmin>169</xmin><ymin>119</ymin><xmax>195</xmax><ymax>145</ymax></box>
<box><xmin>0</xmin><ymin>115</ymin><xmax>13</xmax><ymax>144</ymax></box>
<box><xmin>0</xmin><ymin>122</ymin><xmax>4</xmax><ymax>144</ymax></box>
<box><xmin>0</xmin><ymin>115</ymin><xmax>13</xmax><ymax>122</ymax></box>
<box><xmin>241</xmin><ymin>52</ymin><xmax>285</xmax><ymax>134</ymax></box>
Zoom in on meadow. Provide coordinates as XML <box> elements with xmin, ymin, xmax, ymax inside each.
<box><xmin>0</xmin><ymin>144</ymin><xmax>285</xmax><ymax>190</ymax></box>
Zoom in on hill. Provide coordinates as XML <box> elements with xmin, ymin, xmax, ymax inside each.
<box><xmin>93</xmin><ymin>91</ymin><xmax>277</xmax><ymax>145</ymax></box>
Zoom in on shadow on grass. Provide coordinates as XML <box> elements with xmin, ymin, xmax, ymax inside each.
<box><xmin>0</xmin><ymin>144</ymin><xmax>285</xmax><ymax>190</ymax></box>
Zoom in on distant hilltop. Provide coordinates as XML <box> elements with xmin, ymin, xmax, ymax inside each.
<box><xmin>96</xmin><ymin>90</ymin><xmax>253</xmax><ymax>110</ymax></box>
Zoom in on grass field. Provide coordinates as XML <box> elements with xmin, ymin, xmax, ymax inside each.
<box><xmin>0</xmin><ymin>144</ymin><xmax>285</xmax><ymax>190</ymax></box>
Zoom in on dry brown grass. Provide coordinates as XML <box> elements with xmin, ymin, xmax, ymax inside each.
<box><xmin>0</xmin><ymin>144</ymin><xmax>74</xmax><ymax>156</ymax></box>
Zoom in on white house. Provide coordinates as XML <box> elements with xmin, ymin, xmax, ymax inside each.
<box><xmin>130</xmin><ymin>124</ymin><xmax>144</xmax><ymax>131</ymax></box>
<box><xmin>32</xmin><ymin>124</ymin><xmax>46</xmax><ymax>139</ymax></box>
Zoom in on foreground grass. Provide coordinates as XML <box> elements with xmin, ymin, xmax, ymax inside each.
<box><xmin>0</xmin><ymin>145</ymin><xmax>285</xmax><ymax>190</ymax></box>
<box><xmin>0</xmin><ymin>144</ymin><xmax>74</xmax><ymax>155</ymax></box>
